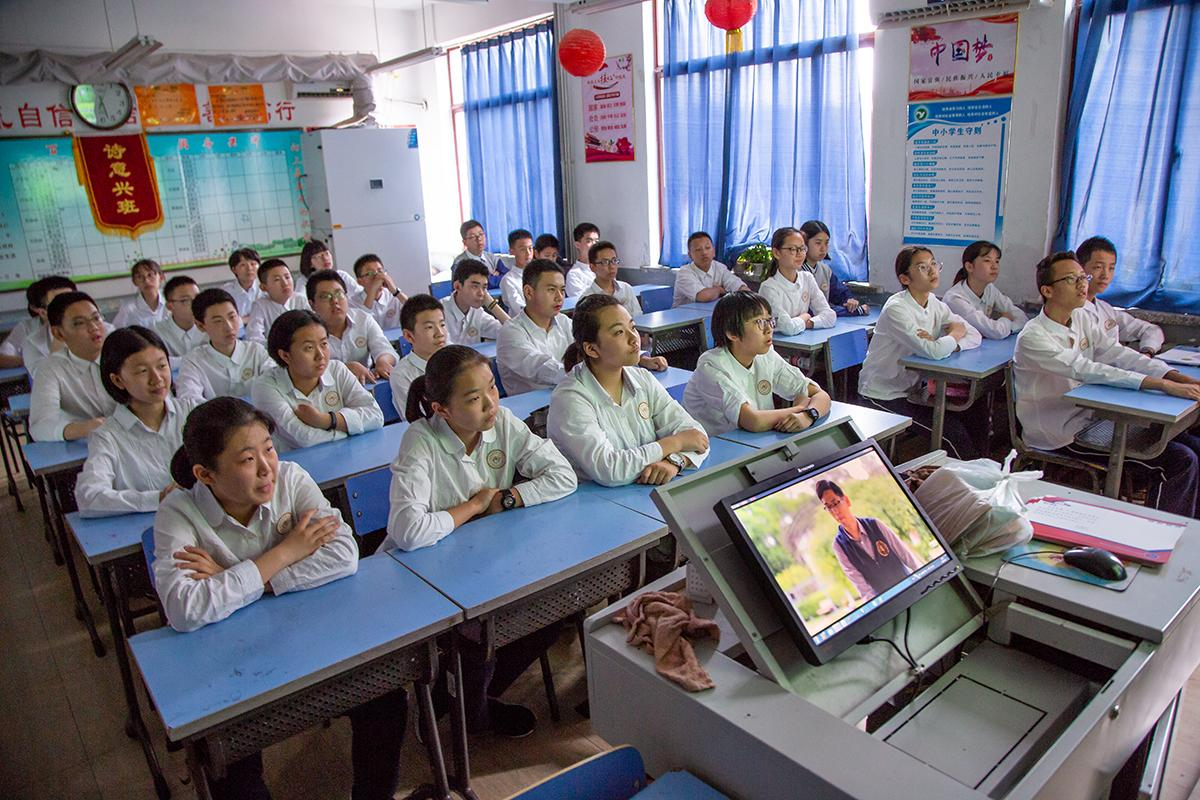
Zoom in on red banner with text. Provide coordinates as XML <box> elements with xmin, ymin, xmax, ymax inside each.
<box><xmin>73</xmin><ymin>133</ymin><xmax>164</xmax><ymax>238</ymax></box>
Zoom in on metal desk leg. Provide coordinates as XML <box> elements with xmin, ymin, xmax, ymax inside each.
<box><xmin>821</xmin><ymin>343</ymin><xmax>836</xmax><ymax>402</ymax></box>
<box><xmin>46</xmin><ymin>475</ymin><xmax>105</xmax><ymax>657</ymax></box>
<box><xmin>100</xmin><ymin>561</ymin><xmax>171</xmax><ymax>799</ymax></box>
<box><xmin>0</xmin><ymin>412</ymin><xmax>23</xmax><ymax>511</ymax></box>
<box><xmin>930</xmin><ymin>378</ymin><xmax>947</xmax><ymax>451</ymax></box>
<box><xmin>185</xmin><ymin>742</ymin><xmax>214</xmax><ymax>800</ymax></box>
<box><xmin>406</xmin><ymin>682</ymin><xmax>453</xmax><ymax>800</ymax></box>
<box><xmin>446</xmin><ymin>640</ymin><xmax>479</xmax><ymax>800</ymax></box>
<box><xmin>1105</xmin><ymin>419</ymin><xmax>1129</xmax><ymax>499</ymax></box>
<box><xmin>33</xmin><ymin>474</ymin><xmax>63</xmax><ymax>565</ymax></box>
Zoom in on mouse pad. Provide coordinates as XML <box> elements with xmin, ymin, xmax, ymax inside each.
<box><xmin>1001</xmin><ymin>542</ymin><xmax>1139</xmax><ymax>591</ymax></box>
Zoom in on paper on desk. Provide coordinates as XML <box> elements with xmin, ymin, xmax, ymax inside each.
<box><xmin>1158</xmin><ymin>347</ymin><xmax>1200</xmax><ymax>366</ymax></box>
<box><xmin>1025</xmin><ymin>496</ymin><xmax>1184</xmax><ymax>564</ymax></box>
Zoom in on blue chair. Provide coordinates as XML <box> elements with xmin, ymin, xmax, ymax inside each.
<box><xmin>372</xmin><ymin>381</ymin><xmax>400</xmax><ymax>424</ymax></box>
<box><xmin>430</xmin><ymin>280</ymin><xmax>453</xmax><ymax>299</ymax></box>
<box><xmin>345</xmin><ymin>466</ymin><xmax>392</xmax><ymax>539</ymax></box>
<box><xmin>142</xmin><ymin>526</ymin><xmax>155</xmax><ymax>572</ymax></box>
<box><xmin>506</xmin><ymin>745</ymin><xmax>728</xmax><ymax>800</ymax></box>
<box><xmin>826</xmin><ymin>326</ymin><xmax>869</xmax><ymax>400</ymax></box>
<box><xmin>491</xmin><ymin>359</ymin><xmax>506</xmax><ymax>398</ymax></box>
<box><xmin>639</xmin><ymin>286</ymin><xmax>673</xmax><ymax>314</ymax></box>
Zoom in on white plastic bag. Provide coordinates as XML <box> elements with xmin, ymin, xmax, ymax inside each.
<box><xmin>914</xmin><ymin>451</ymin><xmax>1042</xmax><ymax>558</ymax></box>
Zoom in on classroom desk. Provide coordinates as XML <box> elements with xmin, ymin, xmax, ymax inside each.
<box><xmin>712</xmin><ymin>400</ymin><xmax>912</xmax><ymax>450</ymax></box>
<box><xmin>0</xmin><ymin>390</ymin><xmax>29</xmax><ymax>509</ymax></box>
<box><xmin>840</xmin><ymin>307</ymin><xmax>880</xmax><ymax>327</ymax></box>
<box><xmin>771</xmin><ymin>319</ymin><xmax>875</xmax><ymax>397</ymax></box>
<box><xmin>0</xmin><ymin>364</ymin><xmax>28</xmax><ymax>390</ymax></box>
<box><xmin>899</xmin><ymin>336</ymin><xmax>1016</xmax><ymax>451</ymax></box>
<box><xmin>634</xmin><ymin>308</ymin><xmax>709</xmax><ymax>367</ymax></box>
<box><xmin>131</xmin><ymin>553</ymin><xmax>463</xmax><ymax>798</ymax></box>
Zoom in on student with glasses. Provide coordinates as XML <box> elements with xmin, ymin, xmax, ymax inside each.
<box><xmin>759</xmin><ymin>226</ymin><xmax>836</xmax><ymax>334</ymax></box>
<box><xmin>452</xmin><ymin>220</ymin><xmax>509</xmax><ymax>289</ymax></box>
<box><xmin>577</xmin><ymin>240</ymin><xmax>644</xmax><ymax>319</ymax></box>
<box><xmin>350</xmin><ymin>253</ymin><xmax>407</xmax><ymax>328</ymax></box>
<box><xmin>858</xmin><ymin>246</ymin><xmax>984</xmax><ymax>460</ymax></box>
<box><xmin>1014</xmin><ymin>252</ymin><xmax>1200</xmax><ymax>518</ymax></box>
<box><xmin>306</xmin><ymin>269</ymin><xmax>397</xmax><ymax>383</ymax></box>
<box><xmin>29</xmin><ymin>291</ymin><xmax>117</xmax><ymax>441</ymax></box>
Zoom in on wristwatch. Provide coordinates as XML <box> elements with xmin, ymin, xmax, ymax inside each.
<box><xmin>804</xmin><ymin>407</ymin><xmax>821</xmax><ymax>424</ymax></box>
<box><xmin>665</xmin><ymin>453</ymin><xmax>687</xmax><ymax>470</ymax></box>
<box><xmin>486</xmin><ymin>298</ymin><xmax>500</xmax><ymax>312</ymax></box>
<box><xmin>500</xmin><ymin>488</ymin><xmax>518</xmax><ymax>511</ymax></box>
<box><xmin>391</xmin><ymin>288</ymin><xmax>403</xmax><ymax>298</ymax></box>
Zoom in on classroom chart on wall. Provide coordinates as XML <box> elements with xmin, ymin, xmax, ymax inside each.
<box><xmin>0</xmin><ymin>130</ymin><xmax>310</xmax><ymax>291</ymax></box>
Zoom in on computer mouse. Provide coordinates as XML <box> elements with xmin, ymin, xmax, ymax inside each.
<box><xmin>1062</xmin><ymin>547</ymin><xmax>1127</xmax><ymax>581</ymax></box>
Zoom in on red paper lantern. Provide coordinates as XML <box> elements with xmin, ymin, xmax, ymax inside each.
<box><xmin>558</xmin><ymin>29</ymin><xmax>607</xmax><ymax>77</ymax></box>
<box><xmin>705</xmin><ymin>0</ymin><xmax>757</xmax><ymax>52</ymax></box>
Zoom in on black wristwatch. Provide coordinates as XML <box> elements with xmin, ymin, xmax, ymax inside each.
<box><xmin>500</xmin><ymin>489</ymin><xmax>518</xmax><ymax>511</ymax></box>
<box><xmin>805</xmin><ymin>407</ymin><xmax>821</xmax><ymax>424</ymax></box>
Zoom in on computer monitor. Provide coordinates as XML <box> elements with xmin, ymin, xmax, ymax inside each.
<box><xmin>715</xmin><ymin>441</ymin><xmax>960</xmax><ymax>666</ymax></box>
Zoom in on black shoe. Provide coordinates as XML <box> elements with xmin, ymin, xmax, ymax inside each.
<box><xmin>483</xmin><ymin>699</ymin><xmax>536</xmax><ymax>738</ymax></box>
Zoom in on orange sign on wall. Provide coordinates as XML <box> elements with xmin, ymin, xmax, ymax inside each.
<box><xmin>133</xmin><ymin>84</ymin><xmax>200</xmax><ymax>127</ymax></box>
<box><xmin>209</xmin><ymin>84</ymin><xmax>269</xmax><ymax>127</ymax></box>
<box><xmin>73</xmin><ymin>133</ymin><xmax>164</xmax><ymax>238</ymax></box>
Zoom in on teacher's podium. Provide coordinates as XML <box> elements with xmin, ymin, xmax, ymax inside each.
<box><xmin>585</xmin><ymin>421</ymin><xmax>1200</xmax><ymax>800</ymax></box>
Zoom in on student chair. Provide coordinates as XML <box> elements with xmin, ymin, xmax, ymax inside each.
<box><xmin>429</xmin><ymin>280</ymin><xmax>453</xmax><ymax>299</ymax></box>
<box><xmin>825</xmin><ymin>327</ymin><xmax>869</xmax><ymax>400</ymax></box>
<box><xmin>504</xmin><ymin>745</ymin><xmax>729</xmax><ymax>800</ymax></box>
<box><xmin>141</xmin><ymin>527</ymin><xmax>168</xmax><ymax>627</ymax></box>
<box><xmin>371</xmin><ymin>381</ymin><xmax>401</xmax><ymax>424</ymax></box>
<box><xmin>639</xmin><ymin>287</ymin><xmax>673</xmax><ymax>314</ymax></box>
<box><xmin>491</xmin><ymin>358</ymin><xmax>506</xmax><ymax>398</ymax></box>
<box><xmin>346</xmin><ymin>465</ymin><xmax>392</xmax><ymax>555</ymax></box>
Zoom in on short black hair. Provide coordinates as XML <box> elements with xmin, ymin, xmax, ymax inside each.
<box><xmin>100</xmin><ymin>326</ymin><xmax>169</xmax><ymax>404</ymax></box>
<box><xmin>258</xmin><ymin>258</ymin><xmax>290</xmax><ymax>284</ymax></box>
<box><xmin>686</xmin><ymin>231</ymin><xmax>713</xmax><ymax>249</ymax></box>
<box><xmin>228</xmin><ymin>247</ymin><xmax>260</xmax><ymax>269</ymax></box>
<box><xmin>26</xmin><ymin>275</ymin><xmax>76</xmax><ymax>315</ymax></box>
<box><xmin>523</xmin><ymin>258</ymin><xmax>563</xmax><ymax>289</ymax></box>
<box><xmin>353</xmin><ymin>253</ymin><xmax>383</xmax><ymax>277</ymax></box>
<box><xmin>305</xmin><ymin>268</ymin><xmax>347</xmax><ymax>303</ymax></box>
<box><xmin>573</xmin><ymin>222</ymin><xmax>599</xmax><ymax>242</ymax></box>
<box><xmin>508</xmin><ymin>228</ymin><xmax>533</xmax><ymax>248</ymax></box>
<box><xmin>400</xmin><ymin>293</ymin><xmax>444</xmax><ymax>333</ymax></box>
<box><xmin>460</xmin><ymin>219</ymin><xmax>483</xmax><ymax>239</ymax></box>
<box><xmin>1035</xmin><ymin>251</ymin><xmax>1080</xmax><ymax>294</ymax></box>
<box><xmin>1075</xmin><ymin>236</ymin><xmax>1117</xmax><ymax>265</ymax></box>
<box><xmin>711</xmin><ymin>291</ymin><xmax>772</xmax><ymax>348</ymax></box>
<box><xmin>452</xmin><ymin>258</ymin><xmax>489</xmax><ymax>287</ymax></box>
<box><xmin>815</xmin><ymin>479</ymin><xmax>844</xmax><ymax>500</ymax></box>
<box><xmin>588</xmin><ymin>240</ymin><xmax>617</xmax><ymax>264</ymax></box>
<box><xmin>191</xmin><ymin>288</ymin><xmax>238</xmax><ymax>324</ymax></box>
<box><xmin>163</xmin><ymin>275</ymin><xmax>198</xmax><ymax>300</ymax></box>
<box><xmin>534</xmin><ymin>233</ymin><xmax>560</xmax><ymax>252</ymax></box>
<box><xmin>171</xmin><ymin>398</ymin><xmax>275</xmax><ymax>489</ymax></box>
<box><xmin>267</xmin><ymin>309</ymin><xmax>326</xmax><ymax>367</ymax></box>
<box><xmin>47</xmin><ymin>291</ymin><xmax>97</xmax><ymax>328</ymax></box>
<box><xmin>130</xmin><ymin>258</ymin><xmax>162</xmax><ymax>278</ymax></box>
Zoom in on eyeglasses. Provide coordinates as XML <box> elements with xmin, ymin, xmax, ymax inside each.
<box><xmin>751</xmin><ymin>317</ymin><xmax>777</xmax><ymax>332</ymax></box>
<box><xmin>1048</xmin><ymin>272</ymin><xmax>1093</xmax><ymax>287</ymax></box>
<box><xmin>779</xmin><ymin>245</ymin><xmax>808</xmax><ymax>256</ymax></box>
<box><xmin>68</xmin><ymin>313</ymin><xmax>105</xmax><ymax>330</ymax></box>
<box><xmin>465</xmin><ymin>232</ymin><xmax>486</xmax><ymax>241</ymax></box>
<box><xmin>822</xmin><ymin>496</ymin><xmax>845</xmax><ymax>512</ymax></box>
<box><xmin>909</xmin><ymin>261</ymin><xmax>943</xmax><ymax>276</ymax></box>
<box><xmin>167</xmin><ymin>295</ymin><xmax>196</xmax><ymax>305</ymax></box>
<box><xmin>592</xmin><ymin>258</ymin><xmax>622</xmax><ymax>267</ymax></box>
<box><xmin>358</xmin><ymin>269</ymin><xmax>383</xmax><ymax>279</ymax></box>
<box><xmin>316</xmin><ymin>290</ymin><xmax>347</xmax><ymax>302</ymax></box>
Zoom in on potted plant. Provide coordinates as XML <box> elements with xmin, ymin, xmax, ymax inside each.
<box><xmin>735</xmin><ymin>243</ymin><xmax>772</xmax><ymax>283</ymax></box>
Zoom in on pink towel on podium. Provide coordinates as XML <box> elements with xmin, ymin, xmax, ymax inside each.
<box><xmin>614</xmin><ymin>591</ymin><xmax>720</xmax><ymax>692</ymax></box>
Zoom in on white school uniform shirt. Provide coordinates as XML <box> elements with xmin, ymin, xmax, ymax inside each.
<box><xmin>683</xmin><ymin>346</ymin><xmax>817</xmax><ymax>435</ymax></box>
<box><xmin>453</xmin><ymin>249</ymin><xmax>506</xmax><ymax>277</ymax></box>
<box><xmin>442</xmin><ymin>294</ymin><xmax>503</xmax><ymax>345</ymax></box>
<box><xmin>244</xmin><ymin>293</ymin><xmax>310</xmax><ymax>344</ymax></box>
<box><xmin>222</xmin><ymin>278</ymin><xmax>263</xmax><ymax>319</ymax></box>
<box><xmin>29</xmin><ymin>348</ymin><xmax>118</xmax><ymax>441</ymax></box>
<box><xmin>547</xmin><ymin>363</ymin><xmax>709</xmax><ymax>486</ymax></box>
<box><xmin>20</xmin><ymin>319</ymin><xmax>113</xmax><ymax>374</ymax></box>
<box><xmin>496</xmin><ymin>310</ymin><xmax>573</xmax><ymax>395</ymax></box>
<box><xmin>858</xmin><ymin>291</ymin><xmax>982</xmax><ymax>401</ymax></box>
<box><xmin>326</xmin><ymin>308</ymin><xmax>396</xmax><ymax>368</ymax></box>
<box><xmin>76</xmin><ymin>396</ymin><xmax>201</xmax><ymax>517</ymax></box>
<box><xmin>672</xmin><ymin>260</ymin><xmax>747</xmax><ymax>307</ymax></box>
<box><xmin>383</xmin><ymin>406</ymin><xmax>577</xmax><ymax>552</ymax></box>
<box><xmin>0</xmin><ymin>315</ymin><xmax>35</xmax><ymax>361</ymax></box>
<box><xmin>250</xmin><ymin>360</ymin><xmax>384</xmax><ymax>451</ymax></box>
<box><xmin>500</xmin><ymin>265</ymin><xmax>526</xmax><ymax>311</ymax></box>
<box><xmin>152</xmin><ymin>459</ymin><xmax>357</xmax><ymax>632</ymax></box>
<box><xmin>759</xmin><ymin>271</ymin><xmax>836</xmax><ymax>334</ymax></box>
<box><xmin>113</xmin><ymin>292</ymin><xmax>169</xmax><ymax>329</ymax></box>
<box><xmin>1013</xmin><ymin>308</ymin><xmax>1173</xmax><ymax>450</ymax></box>
<box><xmin>566</xmin><ymin>261</ymin><xmax>595</xmax><ymax>298</ymax></box>
<box><xmin>389</xmin><ymin>352</ymin><xmax>427</xmax><ymax>419</ymax></box>
<box><xmin>1084</xmin><ymin>298</ymin><xmax>1165</xmax><ymax>353</ymax></box>
<box><xmin>352</xmin><ymin>288</ymin><xmax>402</xmax><ymax>329</ymax></box>
<box><xmin>942</xmin><ymin>281</ymin><xmax>1027</xmax><ymax>340</ymax></box>
<box><xmin>153</xmin><ymin>317</ymin><xmax>207</xmax><ymax>357</ymax></box>
<box><xmin>175</xmin><ymin>340</ymin><xmax>273</xmax><ymax>402</ymax></box>
<box><xmin>578</xmin><ymin>279</ymin><xmax>643</xmax><ymax>318</ymax></box>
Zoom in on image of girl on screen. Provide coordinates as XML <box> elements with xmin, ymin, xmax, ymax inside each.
<box><xmin>816</xmin><ymin>479</ymin><xmax>920</xmax><ymax>599</ymax></box>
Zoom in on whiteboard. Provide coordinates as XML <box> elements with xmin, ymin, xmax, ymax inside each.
<box><xmin>0</xmin><ymin>130</ymin><xmax>312</xmax><ymax>292</ymax></box>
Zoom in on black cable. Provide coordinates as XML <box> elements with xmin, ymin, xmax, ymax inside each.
<box><xmin>902</xmin><ymin>607</ymin><xmax>914</xmax><ymax>667</ymax></box>
<box><xmin>862</xmin><ymin>633</ymin><xmax>917</xmax><ymax>670</ymax></box>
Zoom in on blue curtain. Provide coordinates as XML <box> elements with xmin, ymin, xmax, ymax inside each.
<box><xmin>462</xmin><ymin>21</ymin><xmax>564</xmax><ymax>244</ymax></box>
<box><xmin>1055</xmin><ymin>0</ymin><xmax>1200</xmax><ymax>312</ymax></box>
<box><xmin>660</xmin><ymin>0</ymin><xmax>867</xmax><ymax>279</ymax></box>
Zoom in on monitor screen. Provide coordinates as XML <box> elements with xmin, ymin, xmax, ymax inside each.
<box><xmin>717</xmin><ymin>442</ymin><xmax>958</xmax><ymax>664</ymax></box>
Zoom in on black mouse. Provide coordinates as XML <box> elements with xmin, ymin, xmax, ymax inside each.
<box><xmin>1062</xmin><ymin>546</ymin><xmax>1127</xmax><ymax>581</ymax></box>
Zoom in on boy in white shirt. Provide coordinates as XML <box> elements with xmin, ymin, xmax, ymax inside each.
<box><xmin>390</xmin><ymin>294</ymin><xmax>448</xmax><ymax>419</ymax></box>
<box><xmin>1014</xmin><ymin>251</ymin><xmax>1200</xmax><ymax>518</ymax></box>
<box><xmin>496</xmin><ymin>260</ymin><xmax>573</xmax><ymax>395</ymax></box>
<box><xmin>1077</xmin><ymin>236</ymin><xmax>1165</xmax><ymax>355</ymax></box>
<box><xmin>452</xmin><ymin>220</ymin><xmax>508</xmax><ymax>289</ymax></box>
<box><xmin>566</xmin><ymin>222</ymin><xmax>601</xmax><ymax>298</ymax></box>
<box><xmin>578</xmin><ymin>240</ymin><xmax>643</xmax><ymax>318</ymax></box>
<box><xmin>499</xmin><ymin>229</ymin><xmax>535</xmax><ymax>312</ymax></box>
<box><xmin>0</xmin><ymin>275</ymin><xmax>77</xmax><ymax>371</ymax></box>
<box><xmin>306</xmin><ymin>269</ymin><xmax>397</xmax><ymax>383</ymax></box>
<box><xmin>113</xmin><ymin>258</ymin><xmax>169</xmax><ymax>329</ymax></box>
<box><xmin>350</xmin><ymin>253</ymin><xmax>407</xmax><ymax>329</ymax></box>
<box><xmin>29</xmin><ymin>291</ymin><xmax>116</xmax><ymax>441</ymax></box>
<box><xmin>245</xmin><ymin>258</ymin><xmax>310</xmax><ymax>344</ymax></box>
<box><xmin>534</xmin><ymin>233</ymin><xmax>560</xmax><ymax>263</ymax></box>
<box><xmin>684</xmin><ymin>292</ymin><xmax>831</xmax><ymax>435</ymax></box>
<box><xmin>943</xmin><ymin>240</ymin><xmax>1027</xmax><ymax>340</ymax></box>
<box><xmin>858</xmin><ymin>246</ymin><xmax>984</xmax><ymax>460</ymax></box>
<box><xmin>672</xmin><ymin>231</ymin><xmax>748</xmax><ymax>307</ymax></box>
<box><xmin>175</xmin><ymin>289</ymin><xmax>273</xmax><ymax>402</ymax></box>
<box><xmin>154</xmin><ymin>275</ymin><xmax>206</xmax><ymax>357</ymax></box>
<box><xmin>222</xmin><ymin>247</ymin><xmax>263</xmax><ymax>321</ymax></box>
<box><xmin>442</xmin><ymin>259</ymin><xmax>510</xmax><ymax>345</ymax></box>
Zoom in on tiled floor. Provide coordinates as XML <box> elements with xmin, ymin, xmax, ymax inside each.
<box><xmin>2</xmin><ymin>458</ymin><xmax>1199</xmax><ymax>799</ymax></box>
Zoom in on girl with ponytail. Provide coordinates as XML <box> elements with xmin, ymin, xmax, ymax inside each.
<box><xmin>547</xmin><ymin>294</ymin><xmax>710</xmax><ymax>486</ymax></box>
<box><xmin>942</xmin><ymin>240</ymin><xmax>1027</xmax><ymax>339</ymax></box>
<box><xmin>759</xmin><ymin>226</ymin><xmax>836</xmax><ymax>334</ymax></box>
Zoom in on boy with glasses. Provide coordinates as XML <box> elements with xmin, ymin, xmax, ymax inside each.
<box><xmin>154</xmin><ymin>275</ymin><xmax>206</xmax><ymax>357</ymax></box>
<box><xmin>350</xmin><ymin>253</ymin><xmax>408</xmax><ymax>329</ymax></box>
<box><xmin>113</xmin><ymin>259</ymin><xmax>169</xmax><ymax>328</ymax></box>
<box><xmin>453</xmin><ymin>220</ymin><xmax>508</xmax><ymax>289</ymax></box>
<box><xmin>577</xmin><ymin>240</ymin><xmax>643</xmax><ymax>319</ymax></box>
<box><xmin>307</xmin><ymin>269</ymin><xmax>397</xmax><ymax>383</ymax></box>
<box><xmin>30</xmin><ymin>291</ymin><xmax>117</xmax><ymax>441</ymax></box>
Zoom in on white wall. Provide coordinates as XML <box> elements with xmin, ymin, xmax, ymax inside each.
<box><xmin>866</xmin><ymin>0</ymin><xmax>1074</xmax><ymax>304</ymax></box>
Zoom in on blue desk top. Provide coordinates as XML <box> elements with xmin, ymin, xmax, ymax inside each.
<box><xmin>131</xmin><ymin>553</ymin><xmax>461</xmax><ymax>741</ymax></box>
<box><xmin>772</xmin><ymin>319</ymin><xmax>871</xmax><ymax>352</ymax></box>
<box><xmin>0</xmin><ymin>365</ymin><xmax>28</xmax><ymax>385</ymax></box>
<box><xmin>7</xmin><ymin>392</ymin><xmax>29</xmax><ymax>415</ymax></box>
<box><xmin>713</xmin><ymin>401</ymin><xmax>911</xmax><ymax>449</ymax></box>
<box><xmin>67</xmin><ymin>510</ymin><xmax>155</xmax><ymax>565</ymax></box>
<box><xmin>900</xmin><ymin>335</ymin><xmax>1016</xmax><ymax>380</ymax></box>
<box><xmin>841</xmin><ymin>308</ymin><xmax>881</xmax><ymax>327</ymax></box>
<box><xmin>22</xmin><ymin>439</ymin><xmax>89</xmax><ymax>476</ymax></box>
<box><xmin>631</xmin><ymin>284</ymin><xmax>669</xmax><ymax>297</ymax></box>
<box><xmin>676</xmin><ymin>301</ymin><xmax>719</xmax><ymax>315</ymax></box>
<box><xmin>1066</xmin><ymin>383</ymin><xmax>1198</xmax><ymax>424</ymax></box>
<box><xmin>279</xmin><ymin>422</ymin><xmax>408</xmax><ymax>489</ymax></box>
<box><xmin>634</xmin><ymin>307</ymin><xmax>710</xmax><ymax>333</ymax></box>
<box><xmin>470</xmin><ymin>340</ymin><xmax>496</xmax><ymax>360</ymax></box>
<box><xmin>389</xmin><ymin>493</ymin><xmax>665</xmax><ymax>617</ymax></box>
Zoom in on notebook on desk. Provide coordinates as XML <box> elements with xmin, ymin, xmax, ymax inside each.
<box><xmin>1024</xmin><ymin>496</ymin><xmax>1184</xmax><ymax>565</ymax></box>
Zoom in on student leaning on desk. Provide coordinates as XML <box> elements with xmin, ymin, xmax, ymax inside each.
<box><xmin>152</xmin><ymin>397</ymin><xmax>408</xmax><ymax>799</ymax></box>
<box><xmin>1013</xmin><ymin>251</ymin><xmax>1200</xmax><ymax>519</ymax></box>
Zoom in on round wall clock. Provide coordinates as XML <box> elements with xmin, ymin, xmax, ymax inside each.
<box><xmin>70</xmin><ymin>83</ymin><xmax>133</xmax><ymax>130</ymax></box>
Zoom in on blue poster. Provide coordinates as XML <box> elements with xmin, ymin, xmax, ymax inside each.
<box><xmin>903</xmin><ymin>97</ymin><xmax>1011</xmax><ymax>247</ymax></box>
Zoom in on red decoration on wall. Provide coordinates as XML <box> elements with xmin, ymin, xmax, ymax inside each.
<box><xmin>558</xmin><ymin>29</ymin><xmax>607</xmax><ymax>77</ymax></box>
<box><xmin>73</xmin><ymin>134</ymin><xmax>164</xmax><ymax>239</ymax></box>
<box><xmin>704</xmin><ymin>0</ymin><xmax>757</xmax><ymax>52</ymax></box>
